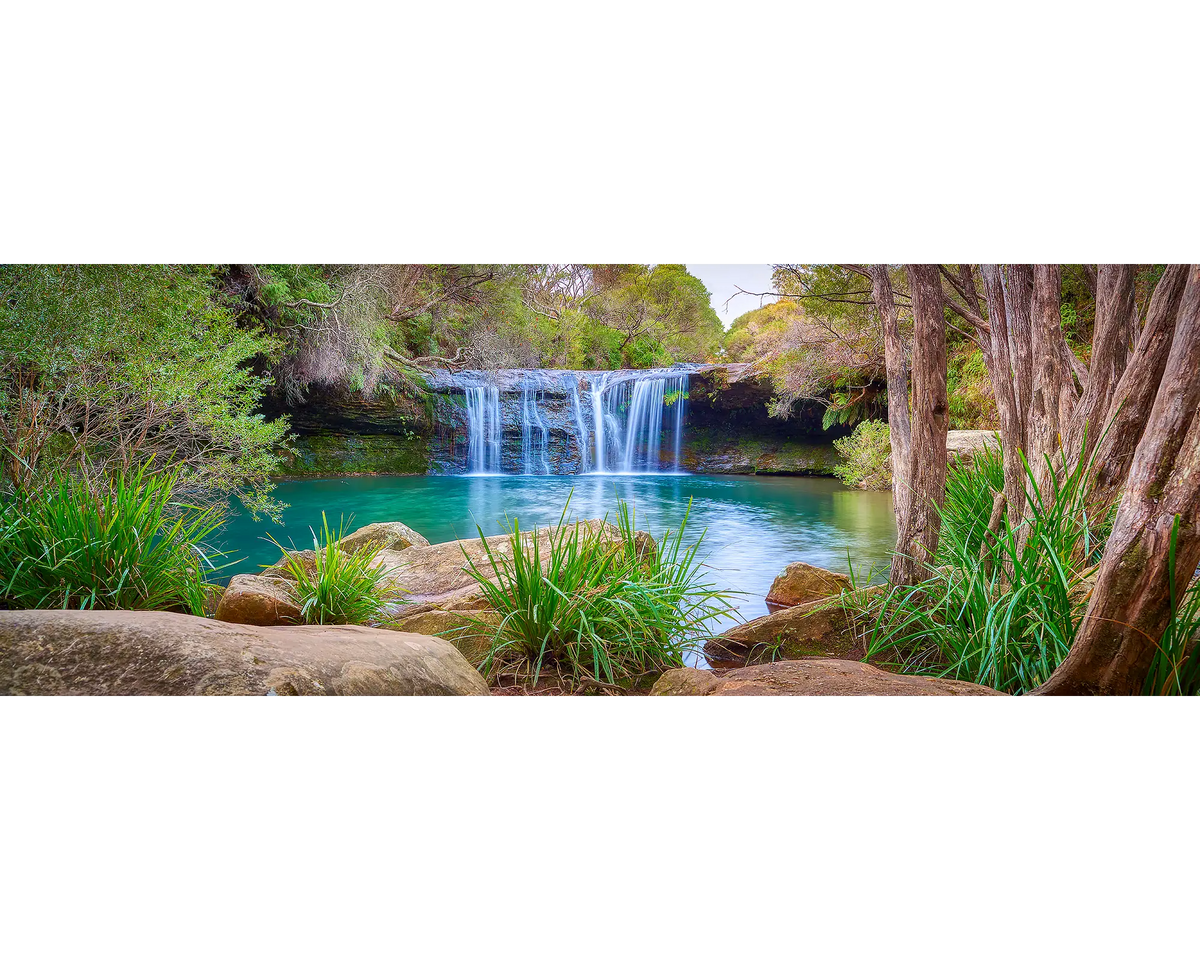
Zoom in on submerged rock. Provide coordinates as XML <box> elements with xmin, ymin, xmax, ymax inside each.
<box><xmin>651</xmin><ymin>659</ymin><xmax>1005</xmax><ymax>696</ymax></box>
<box><xmin>215</xmin><ymin>574</ymin><xmax>302</xmax><ymax>626</ymax></box>
<box><xmin>0</xmin><ymin>609</ymin><xmax>489</xmax><ymax>696</ymax></box>
<box><xmin>765</xmin><ymin>561</ymin><xmax>852</xmax><ymax>607</ymax></box>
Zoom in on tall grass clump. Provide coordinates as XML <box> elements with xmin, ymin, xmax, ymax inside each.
<box><xmin>867</xmin><ymin>443</ymin><xmax>1114</xmax><ymax>694</ymax></box>
<box><xmin>1142</xmin><ymin>518</ymin><xmax>1200</xmax><ymax>696</ymax></box>
<box><xmin>265</xmin><ymin>512</ymin><xmax>401</xmax><ymax>625</ymax></box>
<box><xmin>0</xmin><ymin>463</ymin><xmax>222</xmax><ymax>614</ymax></box>
<box><xmin>459</xmin><ymin>496</ymin><xmax>738</xmax><ymax>691</ymax></box>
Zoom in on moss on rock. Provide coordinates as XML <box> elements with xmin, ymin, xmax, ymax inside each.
<box><xmin>276</xmin><ymin>433</ymin><xmax>431</xmax><ymax>476</ymax></box>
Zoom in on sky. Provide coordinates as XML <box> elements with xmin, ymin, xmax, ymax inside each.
<box><xmin>686</xmin><ymin>264</ymin><xmax>778</xmax><ymax>329</ymax></box>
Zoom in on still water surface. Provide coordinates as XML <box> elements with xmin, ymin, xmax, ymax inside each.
<box><xmin>218</xmin><ymin>475</ymin><xmax>896</xmax><ymax>631</ymax></box>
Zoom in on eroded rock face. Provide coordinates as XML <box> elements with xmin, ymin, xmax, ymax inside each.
<box><xmin>0</xmin><ymin>610</ymin><xmax>489</xmax><ymax>696</ymax></box>
<box><xmin>651</xmin><ymin>659</ymin><xmax>1005</xmax><ymax>696</ymax></box>
<box><xmin>765</xmin><ymin>561</ymin><xmax>852</xmax><ymax>608</ymax></box>
<box><xmin>338</xmin><ymin>521</ymin><xmax>430</xmax><ymax>554</ymax></box>
<box><xmin>215</xmin><ymin>574</ymin><xmax>302</xmax><ymax>626</ymax></box>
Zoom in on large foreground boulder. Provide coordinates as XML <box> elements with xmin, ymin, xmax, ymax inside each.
<box><xmin>652</xmin><ymin>659</ymin><xmax>1005</xmax><ymax>696</ymax></box>
<box><xmin>0</xmin><ymin>609</ymin><xmax>489</xmax><ymax>696</ymax></box>
<box><xmin>765</xmin><ymin>561</ymin><xmax>852</xmax><ymax>608</ymax></box>
<box><xmin>215</xmin><ymin>574</ymin><xmax>302</xmax><ymax>626</ymax></box>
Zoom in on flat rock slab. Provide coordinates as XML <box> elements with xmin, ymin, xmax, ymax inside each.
<box><xmin>946</xmin><ymin>430</ymin><xmax>1000</xmax><ymax>461</ymax></box>
<box><xmin>652</xmin><ymin>659</ymin><xmax>1006</xmax><ymax>696</ymax></box>
<box><xmin>0</xmin><ymin>609</ymin><xmax>489</xmax><ymax>696</ymax></box>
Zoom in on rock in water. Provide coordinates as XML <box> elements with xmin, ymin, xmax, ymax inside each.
<box><xmin>0</xmin><ymin>610</ymin><xmax>489</xmax><ymax>695</ymax></box>
<box><xmin>215</xmin><ymin>574</ymin><xmax>303</xmax><ymax>626</ymax></box>
<box><xmin>765</xmin><ymin>561</ymin><xmax>852</xmax><ymax>607</ymax></box>
<box><xmin>337</xmin><ymin>520</ymin><xmax>430</xmax><ymax>554</ymax></box>
<box><xmin>651</xmin><ymin>660</ymin><xmax>1005</xmax><ymax>696</ymax></box>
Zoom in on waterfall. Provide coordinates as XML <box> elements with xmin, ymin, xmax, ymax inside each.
<box><xmin>451</xmin><ymin>367</ymin><xmax>689</xmax><ymax>476</ymax></box>
<box><xmin>465</xmin><ymin>384</ymin><xmax>501</xmax><ymax>474</ymax></box>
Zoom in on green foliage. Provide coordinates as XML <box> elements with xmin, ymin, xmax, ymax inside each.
<box><xmin>0</xmin><ymin>463</ymin><xmax>222</xmax><ymax>614</ymax></box>
<box><xmin>946</xmin><ymin>346</ymin><xmax>997</xmax><ymax>429</ymax></box>
<box><xmin>456</xmin><ymin>496</ymin><xmax>738</xmax><ymax>691</ymax></box>
<box><xmin>266</xmin><ymin>513</ymin><xmax>401</xmax><ymax>625</ymax></box>
<box><xmin>0</xmin><ymin>264</ymin><xmax>290</xmax><ymax>515</ymax></box>
<box><xmin>864</xmin><ymin>444</ymin><xmax>1112</xmax><ymax>694</ymax></box>
<box><xmin>832</xmin><ymin>420</ymin><xmax>892</xmax><ymax>490</ymax></box>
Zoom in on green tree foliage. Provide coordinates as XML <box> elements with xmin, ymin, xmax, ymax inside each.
<box><xmin>832</xmin><ymin>420</ymin><xmax>892</xmax><ymax>489</ymax></box>
<box><xmin>0</xmin><ymin>264</ymin><xmax>289</xmax><ymax>514</ymax></box>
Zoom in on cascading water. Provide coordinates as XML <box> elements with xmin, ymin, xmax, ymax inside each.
<box><xmin>464</xmin><ymin>384</ymin><xmax>501</xmax><ymax>474</ymax></box>
<box><xmin>446</xmin><ymin>367</ymin><xmax>690</xmax><ymax>475</ymax></box>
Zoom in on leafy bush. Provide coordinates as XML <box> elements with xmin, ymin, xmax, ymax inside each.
<box><xmin>833</xmin><ymin>420</ymin><xmax>891</xmax><ymax>490</ymax></box>
<box><xmin>865</xmin><ymin>446</ymin><xmax>1112</xmax><ymax>694</ymax></box>
<box><xmin>266</xmin><ymin>513</ymin><xmax>401</xmax><ymax>625</ymax></box>
<box><xmin>0</xmin><ymin>464</ymin><xmax>222</xmax><ymax>614</ymax></box>
<box><xmin>457</xmin><ymin>497</ymin><xmax>737</xmax><ymax>691</ymax></box>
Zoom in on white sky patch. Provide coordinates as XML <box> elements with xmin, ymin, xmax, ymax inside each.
<box><xmin>686</xmin><ymin>264</ymin><xmax>779</xmax><ymax>330</ymax></box>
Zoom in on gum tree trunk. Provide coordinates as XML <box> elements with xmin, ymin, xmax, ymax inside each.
<box><xmin>890</xmin><ymin>264</ymin><xmax>948</xmax><ymax>586</ymax></box>
<box><xmin>1002</xmin><ymin>264</ymin><xmax>1035</xmax><ymax>450</ymax></box>
<box><xmin>1027</xmin><ymin>264</ymin><xmax>1078</xmax><ymax>496</ymax></box>
<box><xmin>865</xmin><ymin>263</ymin><xmax>912</xmax><ymax>527</ymax></box>
<box><xmin>980</xmin><ymin>264</ymin><xmax>1029</xmax><ymax>526</ymax></box>
<box><xmin>1038</xmin><ymin>266</ymin><xmax>1200</xmax><ymax>695</ymax></box>
<box><xmin>1088</xmin><ymin>263</ymin><xmax>1191</xmax><ymax>508</ymax></box>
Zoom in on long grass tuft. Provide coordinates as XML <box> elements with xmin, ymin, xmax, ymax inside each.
<box><xmin>265</xmin><ymin>512</ymin><xmax>401</xmax><ymax>625</ymax></box>
<box><xmin>0</xmin><ymin>463</ymin><xmax>223</xmax><ymax>614</ymax></box>
<box><xmin>457</xmin><ymin>494</ymin><xmax>738</xmax><ymax>692</ymax></box>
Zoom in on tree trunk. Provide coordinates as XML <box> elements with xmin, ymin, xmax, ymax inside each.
<box><xmin>1088</xmin><ymin>263</ymin><xmax>1191</xmax><ymax>509</ymax></box>
<box><xmin>980</xmin><ymin>264</ymin><xmax>1028</xmax><ymax>526</ymax></box>
<box><xmin>890</xmin><ymin>264</ymin><xmax>948</xmax><ymax>586</ymax></box>
<box><xmin>1002</xmin><ymin>264</ymin><xmax>1035</xmax><ymax>450</ymax></box>
<box><xmin>1064</xmin><ymin>264</ymin><xmax>1135</xmax><ymax>468</ymax></box>
<box><xmin>866</xmin><ymin>264</ymin><xmax>912</xmax><ymax>528</ymax></box>
<box><xmin>1037</xmin><ymin>265</ymin><xmax>1200</xmax><ymax>695</ymax></box>
<box><xmin>1027</xmin><ymin>264</ymin><xmax>1077</xmax><ymax>496</ymax></box>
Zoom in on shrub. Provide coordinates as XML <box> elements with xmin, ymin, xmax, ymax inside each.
<box><xmin>0</xmin><ymin>464</ymin><xmax>222</xmax><ymax>614</ymax></box>
<box><xmin>457</xmin><ymin>497</ymin><xmax>738</xmax><ymax>691</ymax></box>
<box><xmin>266</xmin><ymin>513</ymin><xmax>401</xmax><ymax>625</ymax></box>
<box><xmin>833</xmin><ymin>420</ymin><xmax>892</xmax><ymax>490</ymax></box>
<box><xmin>939</xmin><ymin>445</ymin><xmax>1006</xmax><ymax>560</ymax></box>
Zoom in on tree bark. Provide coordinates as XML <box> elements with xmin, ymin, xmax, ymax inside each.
<box><xmin>865</xmin><ymin>264</ymin><xmax>912</xmax><ymax>528</ymax></box>
<box><xmin>1027</xmin><ymin>264</ymin><xmax>1077</xmax><ymax>496</ymax></box>
<box><xmin>1038</xmin><ymin>265</ymin><xmax>1200</xmax><ymax>695</ymax></box>
<box><xmin>890</xmin><ymin>265</ymin><xmax>948</xmax><ymax>586</ymax></box>
<box><xmin>980</xmin><ymin>264</ymin><xmax>1028</xmax><ymax>526</ymax></box>
<box><xmin>1088</xmin><ymin>263</ymin><xmax>1191</xmax><ymax>509</ymax></box>
<box><xmin>1064</xmin><ymin>264</ymin><xmax>1136</xmax><ymax>468</ymax></box>
<box><xmin>1002</xmin><ymin>265</ymin><xmax>1035</xmax><ymax>451</ymax></box>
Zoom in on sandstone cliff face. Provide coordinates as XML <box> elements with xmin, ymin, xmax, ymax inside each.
<box><xmin>265</xmin><ymin>364</ymin><xmax>861</xmax><ymax>477</ymax></box>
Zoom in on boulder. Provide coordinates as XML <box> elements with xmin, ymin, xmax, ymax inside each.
<box><xmin>946</xmin><ymin>430</ymin><xmax>1001</xmax><ymax>462</ymax></box>
<box><xmin>215</xmin><ymin>574</ymin><xmax>303</xmax><ymax>626</ymax></box>
<box><xmin>384</xmin><ymin>608</ymin><xmax>502</xmax><ymax>667</ymax></box>
<box><xmin>0</xmin><ymin>609</ymin><xmax>489</xmax><ymax>696</ymax></box>
<box><xmin>260</xmin><ymin>549</ymin><xmax>318</xmax><ymax>583</ymax></box>
<box><xmin>337</xmin><ymin>520</ymin><xmax>429</xmax><ymax>554</ymax></box>
<box><xmin>370</xmin><ymin>519</ymin><xmax>625</xmax><ymax>609</ymax></box>
<box><xmin>651</xmin><ymin>659</ymin><xmax>1005</xmax><ymax>696</ymax></box>
<box><xmin>765</xmin><ymin>561</ymin><xmax>852</xmax><ymax>608</ymax></box>
<box><xmin>705</xmin><ymin>595</ymin><xmax>864</xmax><ymax>667</ymax></box>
